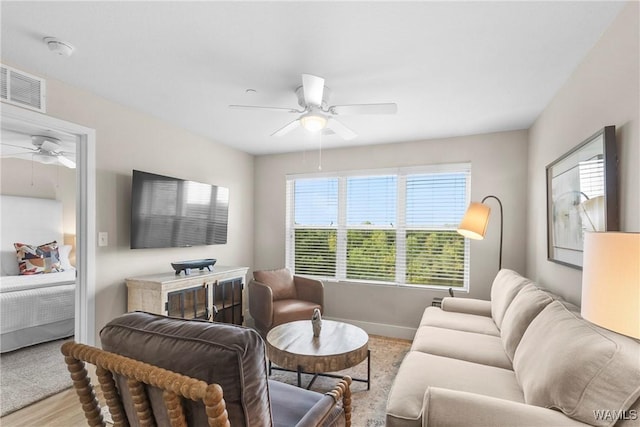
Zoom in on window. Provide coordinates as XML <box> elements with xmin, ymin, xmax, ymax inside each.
<box><xmin>286</xmin><ymin>163</ymin><xmax>471</xmax><ymax>288</ymax></box>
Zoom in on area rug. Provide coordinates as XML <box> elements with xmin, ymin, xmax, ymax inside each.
<box><xmin>269</xmin><ymin>334</ymin><xmax>411</xmax><ymax>427</ymax></box>
<box><xmin>0</xmin><ymin>338</ymin><xmax>73</xmax><ymax>416</ymax></box>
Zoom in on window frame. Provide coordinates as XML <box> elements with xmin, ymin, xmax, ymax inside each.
<box><xmin>286</xmin><ymin>163</ymin><xmax>471</xmax><ymax>290</ymax></box>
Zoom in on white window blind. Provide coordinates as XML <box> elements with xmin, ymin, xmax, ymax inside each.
<box><xmin>404</xmin><ymin>172</ymin><xmax>469</xmax><ymax>287</ymax></box>
<box><xmin>286</xmin><ymin>164</ymin><xmax>471</xmax><ymax>288</ymax></box>
<box><xmin>346</xmin><ymin>175</ymin><xmax>397</xmax><ymax>281</ymax></box>
<box><xmin>289</xmin><ymin>178</ymin><xmax>338</xmax><ymax>277</ymax></box>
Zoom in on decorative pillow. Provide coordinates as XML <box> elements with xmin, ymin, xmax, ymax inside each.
<box><xmin>500</xmin><ymin>283</ymin><xmax>553</xmax><ymax>361</ymax></box>
<box><xmin>14</xmin><ymin>241</ymin><xmax>63</xmax><ymax>275</ymax></box>
<box><xmin>490</xmin><ymin>269</ymin><xmax>531</xmax><ymax>329</ymax></box>
<box><xmin>253</xmin><ymin>268</ymin><xmax>297</xmax><ymax>300</ymax></box>
<box><xmin>58</xmin><ymin>244</ymin><xmax>73</xmax><ymax>271</ymax></box>
<box><xmin>513</xmin><ymin>301</ymin><xmax>640</xmax><ymax>427</ymax></box>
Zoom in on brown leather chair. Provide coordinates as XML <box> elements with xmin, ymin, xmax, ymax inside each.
<box><xmin>63</xmin><ymin>311</ymin><xmax>351</xmax><ymax>427</ymax></box>
<box><xmin>249</xmin><ymin>268</ymin><xmax>324</xmax><ymax>336</ymax></box>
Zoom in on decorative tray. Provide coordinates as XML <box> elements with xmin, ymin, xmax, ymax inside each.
<box><xmin>171</xmin><ymin>258</ymin><xmax>217</xmax><ymax>275</ymax></box>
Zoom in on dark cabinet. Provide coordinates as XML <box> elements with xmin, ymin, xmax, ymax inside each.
<box><xmin>166</xmin><ymin>285</ymin><xmax>208</xmax><ymax>320</ymax></box>
<box><xmin>212</xmin><ymin>278</ymin><xmax>243</xmax><ymax>325</ymax></box>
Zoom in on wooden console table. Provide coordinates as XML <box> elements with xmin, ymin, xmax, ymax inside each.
<box><xmin>126</xmin><ymin>266</ymin><xmax>248</xmax><ymax>325</ymax></box>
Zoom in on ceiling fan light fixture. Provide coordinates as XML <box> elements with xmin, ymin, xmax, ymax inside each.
<box><xmin>300</xmin><ymin>113</ymin><xmax>327</xmax><ymax>132</ymax></box>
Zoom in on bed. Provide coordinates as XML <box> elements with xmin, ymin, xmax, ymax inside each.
<box><xmin>0</xmin><ymin>195</ymin><xmax>76</xmax><ymax>353</ymax></box>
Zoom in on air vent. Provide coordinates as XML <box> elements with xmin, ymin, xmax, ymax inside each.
<box><xmin>0</xmin><ymin>64</ymin><xmax>46</xmax><ymax>113</ymax></box>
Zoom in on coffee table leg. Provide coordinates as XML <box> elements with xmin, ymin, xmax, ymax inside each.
<box><xmin>367</xmin><ymin>349</ymin><xmax>371</xmax><ymax>390</ymax></box>
<box><xmin>297</xmin><ymin>365</ymin><xmax>302</xmax><ymax>388</ymax></box>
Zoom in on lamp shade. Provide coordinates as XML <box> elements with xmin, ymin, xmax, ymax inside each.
<box><xmin>457</xmin><ymin>202</ymin><xmax>491</xmax><ymax>240</ymax></box>
<box><xmin>581</xmin><ymin>232</ymin><xmax>640</xmax><ymax>339</ymax></box>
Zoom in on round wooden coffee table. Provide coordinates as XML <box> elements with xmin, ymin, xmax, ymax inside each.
<box><xmin>266</xmin><ymin>319</ymin><xmax>370</xmax><ymax>389</ymax></box>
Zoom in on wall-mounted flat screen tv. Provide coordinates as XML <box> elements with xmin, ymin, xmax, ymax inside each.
<box><xmin>130</xmin><ymin>170</ymin><xmax>229</xmax><ymax>249</ymax></box>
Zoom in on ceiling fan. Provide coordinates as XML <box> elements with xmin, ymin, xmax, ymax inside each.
<box><xmin>229</xmin><ymin>74</ymin><xmax>397</xmax><ymax>140</ymax></box>
<box><xmin>1</xmin><ymin>134</ymin><xmax>76</xmax><ymax>169</ymax></box>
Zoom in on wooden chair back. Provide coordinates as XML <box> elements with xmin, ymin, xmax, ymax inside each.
<box><xmin>61</xmin><ymin>341</ymin><xmax>230</xmax><ymax>427</ymax></box>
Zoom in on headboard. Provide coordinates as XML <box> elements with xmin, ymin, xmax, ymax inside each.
<box><xmin>0</xmin><ymin>195</ymin><xmax>64</xmax><ymax>276</ymax></box>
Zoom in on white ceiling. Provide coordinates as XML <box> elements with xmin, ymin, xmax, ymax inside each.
<box><xmin>0</xmin><ymin>1</ymin><xmax>625</xmax><ymax>155</ymax></box>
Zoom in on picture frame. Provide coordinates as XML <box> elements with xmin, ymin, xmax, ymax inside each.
<box><xmin>546</xmin><ymin>126</ymin><xmax>618</xmax><ymax>269</ymax></box>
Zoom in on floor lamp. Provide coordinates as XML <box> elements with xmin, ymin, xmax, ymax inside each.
<box><xmin>457</xmin><ymin>195</ymin><xmax>504</xmax><ymax>270</ymax></box>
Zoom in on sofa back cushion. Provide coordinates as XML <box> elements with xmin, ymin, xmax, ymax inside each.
<box><xmin>500</xmin><ymin>283</ymin><xmax>553</xmax><ymax>361</ymax></box>
<box><xmin>100</xmin><ymin>312</ymin><xmax>272</xmax><ymax>427</ymax></box>
<box><xmin>254</xmin><ymin>268</ymin><xmax>297</xmax><ymax>300</ymax></box>
<box><xmin>513</xmin><ymin>301</ymin><xmax>640</xmax><ymax>427</ymax></box>
<box><xmin>490</xmin><ymin>269</ymin><xmax>531</xmax><ymax>329</ymax></box>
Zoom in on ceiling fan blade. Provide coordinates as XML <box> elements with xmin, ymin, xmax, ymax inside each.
<box><xmin>1</xmin><ymin>152</ymin><xmax>37</xmax><ymax>157</ymax></box>
<box><xmin>330</xmin><ymin>103</ymin><xmax>398</xmax><ymax>115</ymax></box>
<box><xmin>57</xmin><ymin>155</ymin><xmax>76</xmax><ymax>169</ymax></box>
<box><xmin>0</xmin><ymin>143</ymin><xmax>37</xmax><ymax>151</ymax></box>
<box><xmin>326</xmin><ymin>118</ymin><xmax>357</xmax><ymax>140</ymax></box>
<box><xmin>229</xmin><ymin>105</ymin><xmax>301</xmax><ymax>113</ymax></box>
<box><xmin>271</xmin><ymin>119</ymin><xmax>300</xmax><ymax>137</ymax></box>
<box><xmin>302</xmin><ymin>74</ymin><xmax>325</xmax><ymax>107</ymax></box>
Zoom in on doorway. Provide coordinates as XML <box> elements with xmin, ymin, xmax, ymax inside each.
<box><xmin>1</xmin><ymin>103</ymin><xmax>96</xmax><ymax>346</ymax></box>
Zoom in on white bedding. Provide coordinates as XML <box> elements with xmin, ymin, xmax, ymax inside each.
<box><xmin>0</xmin><ymin>195</ymin><xmax>76</xmax><ymax>352</ymax></box>
<box><xmin>0</xmin><ymin>270</ymin><xmax>76</xmax><ymax>293</ymax></box>
<box><xmin>0</xmin><ymin>271</ymin><xmax>76</xmax><ymax>335</ymax></box>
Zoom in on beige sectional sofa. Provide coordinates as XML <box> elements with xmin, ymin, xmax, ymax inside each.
<box><xmin>386</xmin><ymin>269</ymin><xmax>640</xmax><ymax>427</ymax></box>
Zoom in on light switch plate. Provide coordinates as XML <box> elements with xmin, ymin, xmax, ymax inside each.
<box><xmin>98</xmin><ymin>232</ymin><xmax>108</xmax><ymax>247</ymax></box>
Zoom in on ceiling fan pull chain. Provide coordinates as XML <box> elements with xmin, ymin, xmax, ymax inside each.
<box><xmin>318</xmin><ymin>135</ymin><xmax>322</xmax><ymax>171</ymax></box>
<box><xmin>30</xmin><ymin>154</ymin><xmax>35</xmax><ymax>186</ymax></box>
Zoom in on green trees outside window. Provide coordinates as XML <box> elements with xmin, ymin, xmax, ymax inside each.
<box><xmin>288</xmin><ymin>165</ymin><xmax>470</xmax><ymax>288</ymax></box>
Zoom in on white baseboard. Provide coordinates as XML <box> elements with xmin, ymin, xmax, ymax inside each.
<box><xmin>324</xmin><ymin>316</ymin><xmax>416</xmax><ymax>340</ymax></box>
<box><xmin>244</xmin><ymin>310</ymin><xmax>416</xmax><ymax>340</ymax></box>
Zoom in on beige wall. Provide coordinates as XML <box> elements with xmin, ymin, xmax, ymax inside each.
<box><xmin>4</xmin><ymin>76</ymin><xmax>255</xmax><ymax>344</ymax></box>
<box><xmin>526</xmin><ymin>2</ymin><xmax>639</xmax><ymax>304</ymax></box>
<box><xmin>254</xmin><ymin>130</ymin><xmax>528</xmax><ymax>337</ymax></box>
<box><xmin>1</xmin><ymin>157</ymin><xmax>76</xmax><ymax>235</ymax></box>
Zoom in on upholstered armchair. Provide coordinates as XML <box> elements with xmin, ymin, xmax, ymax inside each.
<box><xmin>249</xmin><ymin>268</ymin><xmax>324</xmax><ymax>336</ymax></box>
<box><xmin>63</xmin><ymin>311</ymin><xmax>351</xmax><ymax>427</ymax></box>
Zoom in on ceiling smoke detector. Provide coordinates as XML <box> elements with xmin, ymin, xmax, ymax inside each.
<box><xmin>43</xmin><ymin>37</ymin><xmax>74</xmax><ymax>57</ymax></box>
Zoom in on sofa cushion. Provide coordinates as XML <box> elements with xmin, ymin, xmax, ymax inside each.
<box><xmin>100</xmin><ymin>311</ymin><xmax>272</xmax><ymax>427</ymax></box>
<box><xmin>490</xmin><ymin>269</ymin><xmax>531</xmax><ymax>329</ymax></box>
<box><xmin>513</xmin><ymin>301</ymin><xmax>640</xmax><ymax>427</ymax></box>
<box><xmin>419</xmin><ymin>306</ymin><xmax>499</xmax><ymax>336</ymax></box>
<box><xmin>411</xmin><ymin>325</ymin><xmax>512</xmax><ymax>370</ymax></box>
<box><xmin>500</xmin><ymin>283</ymin><xmax>553</xmax><ymax>361</ymax></box>
<box><xmin>386</xmin><ymin>351</ymin><xmax>524</xmax><ymax>427</ymax></box>
<box><xmin>254</xmin><ymin>268</ymin><xmax>297</xmax><ymax>300</ymax></box>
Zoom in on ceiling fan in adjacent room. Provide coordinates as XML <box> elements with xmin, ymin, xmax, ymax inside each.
<box><xmin>229</xmin><ymin>74</ymin><xmax>397</xmax><ymax>140</ymax></box>
<box><xmin>1</xmin><ymin>132</ymin><xmax>76</xmax><ymax>168</ymax></box>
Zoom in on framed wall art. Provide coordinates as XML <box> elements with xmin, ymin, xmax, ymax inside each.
<box><xmin>546</xmin><ymin>125</ymin><xmax>618</xmax><ymax>269</ymax></box>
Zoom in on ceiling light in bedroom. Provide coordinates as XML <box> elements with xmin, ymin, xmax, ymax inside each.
<box><xmin>32</xmin><ymin>152</ymin><xmax>56</xmax><ymax>164</ymax></box>
<box><xmin>43</xmin><ymin>37</ymin><xmax>75</xmax><ymax>57</ymax></box>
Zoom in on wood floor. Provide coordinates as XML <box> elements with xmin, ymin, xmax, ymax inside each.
<box><xmin>1</xmin><ymin>388</ymin><xmax>96</xmax><ymax>427</ymax></box>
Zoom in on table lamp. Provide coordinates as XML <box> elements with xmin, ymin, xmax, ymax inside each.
<box><xmin>581</xmin><ymin>232</ymin><xmax>640</xmax><ymax>339</ymax></box>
